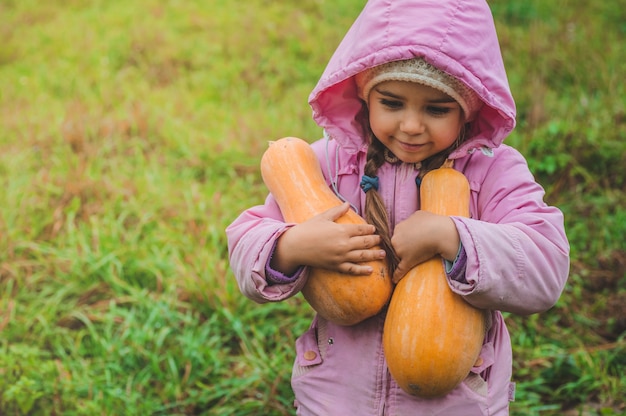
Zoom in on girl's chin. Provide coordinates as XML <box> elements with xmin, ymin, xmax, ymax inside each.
<box><xmin>394</xmin><ymin>150</ymin><xmax>427</xmax><ymax>165</ymax></box>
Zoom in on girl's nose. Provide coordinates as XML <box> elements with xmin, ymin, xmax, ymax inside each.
<box><xmin>400</xmin><ymin>111</ymin><xmax>425</xmax><ymax>135</ymax></box>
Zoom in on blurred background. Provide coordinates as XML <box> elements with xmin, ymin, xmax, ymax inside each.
<box><xmin>0</xmin><ymin>0</ymin><xmax>624</xmax><ymax>414</ymax></box>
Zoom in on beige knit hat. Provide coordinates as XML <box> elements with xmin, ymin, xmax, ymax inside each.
<box><xmin>355</xmin><ymin>58</ymin><xmax>482</xmax><ymax>121</ymax></box>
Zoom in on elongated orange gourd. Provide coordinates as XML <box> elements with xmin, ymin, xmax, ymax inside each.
<box><xmin>383</xmin><ymin>161</ymin><xmax>486</xmax><ymax>397</ymax></box>
<box><xmin>260</xmin><ymin>137</ymin><xmax>392</xmax><ymax>326</ymax></box>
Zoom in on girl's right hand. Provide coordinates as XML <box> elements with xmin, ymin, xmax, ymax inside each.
<box><xmin>270</xmin><ymin>202</ymin><xmax>386</xmax><ymax>276</ymax></box>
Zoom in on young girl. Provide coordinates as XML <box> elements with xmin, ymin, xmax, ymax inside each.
<box><xmin>226</xmin><ymin>0</ymin><xmax>570</xmax><ymax>414</ymax></box>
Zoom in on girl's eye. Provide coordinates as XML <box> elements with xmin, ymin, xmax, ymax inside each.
<box><xmin>427</xmin><ymin>106</ymin><xmax>452</xmax><ymax>116</ymax></box>
<box><xmin>380</xmin><ymin>98</ymin><xmax>403</xmax><ymax>109</ymax></box>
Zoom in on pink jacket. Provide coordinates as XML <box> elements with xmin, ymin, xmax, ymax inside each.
<box><xmin>227</xmin><ymin>0</ymin><xmax>570</xmax><ymax>414</ymax></box>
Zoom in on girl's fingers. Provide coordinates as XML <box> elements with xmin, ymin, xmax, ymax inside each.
<box><xmin>337</xmin><ymin>247</ymin><xmax>386</xmax><ymax>276</ymax></box>
<box><xmin>338</xmin><ymin>262</ymin><xmax>374</xmax><ymax>276</ymax></box>
<box><xmin>320</xmin><ymin>204</ymin><xmax>378</xmax><ymax>237</ymax></box>
<box><xmin>319</xmin><ymin>202</ymin><xmax>351</xmax><ymax>221</ymax></box>
<box><xmin>352</xmin><ymin>234</ymin><xmax>381</xmax><ymax>249</ymax></box>
<box><xmin>349</xmin><ymin>223</ymin><xmax>378</xmax><ymax>236</ymax></box>
<box><xmin>393</xmin><ymin>262</ymin><xmax>410</xmax><ymax>284</ymax></box>
<box><xmin>348</xmin><ymin>248</ymin><xmax>386</xmax><ymax>263</ymax></box>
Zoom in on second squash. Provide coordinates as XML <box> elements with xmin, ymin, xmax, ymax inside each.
<box><xmin>383</xmin><ymin>161</ymin><xmax>487</xmax><ymax>398</ymax></box>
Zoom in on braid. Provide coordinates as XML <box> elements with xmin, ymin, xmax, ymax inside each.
<box><xmin>416</xmin><ymin>150</ymin><xmax>450</xmax><ymax>182</ymax></box>
<box><xmin>363</xmin><ymin>138</ymin><xmax>400</xmax><ymax>276</ymax></box>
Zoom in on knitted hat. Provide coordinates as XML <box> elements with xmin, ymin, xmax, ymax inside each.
<box><xmin>355</xmin><ymin>58</ymin><xmax>482</xmax><ymax>121</ymax></box>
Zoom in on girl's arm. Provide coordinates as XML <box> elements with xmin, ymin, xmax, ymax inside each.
<box><xmin>226</xmin><ymin>195</ymin><xmax>307</xmax><ymax>304</ymax></box>
<box><xmin>227</xmin><ymin>197</ymin><xmax>385</xmax><ymax>304</ymax></box>
<box><xmin>449</xmin><ymin>145</ymin><xmax>570</xmax><ymax>315</ymax></box>
<box><xmin>271</xmin><ymin>202</ymin><xmax>384</xmax><ymax>276</ymax></box>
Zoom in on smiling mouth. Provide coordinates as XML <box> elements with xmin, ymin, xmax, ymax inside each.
<box><xmin>397</xmin><ymin>141</ymin><xmax>426</xmax><ymax>152</ymax></box>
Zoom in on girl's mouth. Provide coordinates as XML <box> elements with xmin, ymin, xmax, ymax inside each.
<box><xmin>397</xmin><ymin>141</ymin><xmax>426</xmax><ymax>152</ymax></box>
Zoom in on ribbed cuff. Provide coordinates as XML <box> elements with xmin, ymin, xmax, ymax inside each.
<box><xmin>265</xmin><ymin>239</ymin><xmax>304</xmax><ymax>285</ymax></box>
<box><xmin>444</xmin><ymin>242</ymin><xmax>468</xmax><ymax>283</ymax></box>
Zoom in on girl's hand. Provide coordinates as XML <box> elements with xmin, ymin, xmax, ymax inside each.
<box><xmin>271</xmin><ymin>202</ymin><xmax>386</xmax><ymax>276</ymax></box>
<box><xmin>391</xmin><ymin>210</ymin><xmax>460</xmax><ymax>283</ymax></box>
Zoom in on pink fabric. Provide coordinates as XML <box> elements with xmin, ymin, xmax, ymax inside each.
<box><xmin>226</xmin><ymin>0</ymin><xmax>569</xmax><ymax>414</ymax></box>
<box><xmin>309</xmin><ymin>0</ymin><xmax>516</xmax><ymax>159</ymax></box>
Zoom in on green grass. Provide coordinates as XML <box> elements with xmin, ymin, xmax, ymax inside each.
<box><xmin>1</xmin><ymin>0</ymin><xmax>624</xmax><ymax>414</ymax></box>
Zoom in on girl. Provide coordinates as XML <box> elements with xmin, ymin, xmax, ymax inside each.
<box><xmin>226</xmin><ymin>0</ymin><xmax>570</xmax><ymax>414</ymax></box>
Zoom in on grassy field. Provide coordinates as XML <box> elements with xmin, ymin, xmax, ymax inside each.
<box><xmin>1</xmin><ymin>0</ymin><xmax>624</xmax><ymax>415</ymax></box>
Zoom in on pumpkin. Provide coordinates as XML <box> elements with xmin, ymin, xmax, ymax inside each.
<box><xmin>260</xmin><ymin>137</ymin><xmax>392</xmax><ymax>326</ymax></box>
<box><xmin>383</xmin><ymin>160</ymin><xmax>487</xmax><ymax>398</ymax></box>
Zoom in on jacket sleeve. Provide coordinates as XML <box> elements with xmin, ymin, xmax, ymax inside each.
<box><xmin>448</xmin><ymin>145</ymin><xmax>570</xmax><ymax>315</ymax></box>
<box><xmin>225</xmin><ymin>194</ymin><xmax>308</xmax><ymax>304</ymax></box>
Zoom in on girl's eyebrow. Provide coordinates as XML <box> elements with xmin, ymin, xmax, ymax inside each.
<box><xmin>374</xmin><ymin>87</ymin><xmax>404</xmax><ymax>99</ymax></box>
<box><xmin>428</xmin><ymin>97</ymin><xmax>457</xmax><ymax>104</ymax></box>
<box><xmin>374</xmin><ymin>86</ymin><xmax>457</xmax><ymax>103</ymax></box>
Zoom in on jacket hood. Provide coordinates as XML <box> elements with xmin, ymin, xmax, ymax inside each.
<box><xmin>308</xmin><ymin>0</ymin><xmax>516</xmax><ymax>159</ymax></box>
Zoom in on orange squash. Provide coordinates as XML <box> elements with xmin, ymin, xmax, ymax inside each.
<box><xmin>383</xmin><ymin>161</ymin><xmax>486</xmax><ymax>397</ymax></box>
<box><xmin>260</xmin><ymin>137</ymin><xmax>392</xmax><ymax>326</ymax></box>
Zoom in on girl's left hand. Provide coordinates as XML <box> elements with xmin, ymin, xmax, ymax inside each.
<box><xmin>391</xmin><ymin>210</ymin><xmax>460</xmax><ymax>283</ymax></box>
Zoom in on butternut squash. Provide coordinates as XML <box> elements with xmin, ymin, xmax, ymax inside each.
<box><xmin>383</xmin><ymin>160</ymin><xmax>487</xmax><ymax>398</ymax></box>
<box><xmin>260</xmin><ymin>137</ymin><xmax>392</xmax><ymax>326</ymax></box>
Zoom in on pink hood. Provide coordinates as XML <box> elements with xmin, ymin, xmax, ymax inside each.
<box><xmin>308</xmin><ymin>0</ymin><xmax>516</xmax><ymax>159</ymax></box>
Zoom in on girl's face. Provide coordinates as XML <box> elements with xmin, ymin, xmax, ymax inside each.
<box><xmin>368</xmin><ymin>80</ymin><xmax>464</xmax><ymax>164</ymax></box>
